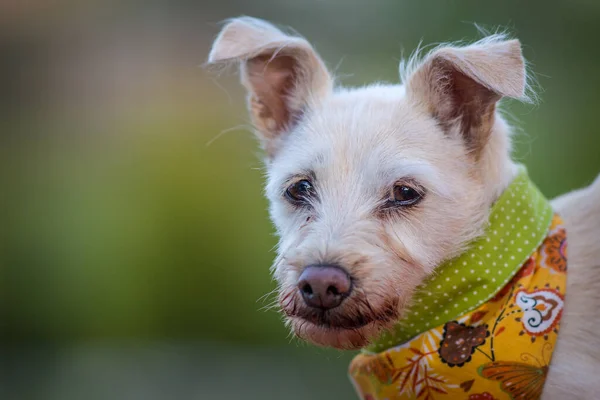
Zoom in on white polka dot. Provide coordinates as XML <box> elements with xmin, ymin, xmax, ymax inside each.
<box><xmin>500</xmin><ymin>223</ymin><xmax>505</xmax><ymax>227</ymax></box>
<box><xmin>461</xmin><ymin>277</ymin><xmax>466</xmax><ymax>282</ymax></box>
<box><xmin>470</xmin><ymin>269</ymin><xmax>475</xmax><ymax>274</ymax></box>
<box><xmin>486</xmin><ymin>253</ymin><xmax>491</xmax><ymax>258</ymax></box>
<box><xmin>506</xmin><ymin>215</ymin><xmax>511</xmax><ymax>220</ymax></box>
<box><xmin>454</xmin><ymin>304</ymin><xmax>458</xmax><ymax>308</ymax></box>
<box><xmin>437</xmin><ymin>284</ymin><xmax>441</xmax><ymax>289</ymax></box>
<box><xmin>517</xmin><ymin>248</ymin><xmax>522</xmax><ymax>252</ymax></box>
<box><xmin>418</xmin><ymin>298</ymin><xmax>423</xmax><ymax>302</ymax></box>
<box><xmin>483</xmin><ymin>285</ymin><xmax>488</xmax><ymax>289</ymax></box>
<box><xmin>510</xmin><ymin>240</ymin><xmax>514</xmax><ymax>245</ymax></box>
<box><xmin>477</xmin><ymin>277</ymin><xmax>481</xmax><ymax>281</ymax></box>
<box><xmin>492</xmin><ymin>262</ymin><xmax>497</xmax><ymax>266</ymax></box>
<box><xmin>454</xmin><ymin>269</ymin><xmax>459</xmax><ymax>274</ymax></box>
<box><xmin>444</xmin><ymin>310</ymin><xmax>449</xmax><ymax>314</ymax></box>
<box><xmin>452</xmin><ymin>285</ymin><xmax>457</xmax><ymax>289</ymax></box>
<box><xmin>427</xmin><ymin>292</ymin><xmax>432</xmax><ymax>296</ymax></box>
<box><xmin>504</xmin><ymin>263</ymin><xmax>509</xmax><ymax>267</ymax></box>
<box><xmin>471</xmin><ymin>254</ymin><xmax>476</xmax><ymax>258</ymax></box>
<box><xmin>473</xmin><ymin>291</ymin><xmax>478</xmax><ymax>295</ymax></box>
<box><xmin>446</xmin><ymin>277</ymin><xmax>450</xmax><ymax>281</ymax></box>
<box><xmin>486</xmin><ymin>237</ymin><xmax>491</xmax><ymax>242</ymax></box>
<box><xmin>424</xmin><ymin>306</ymin><xmax>428</xmax><ymax>309</ymax></box>
<box><xmin>511</xmin><ymin>255</ymin><xmax>515</xmax><ymax>260</ymax></box>
<box><xmin>478</xmin><ymin>261</ymin><xmax>483</xmax><ymax>265</ymax></box>
<box><xmin>498</xmin><ymin>270</ymin><xmax>502</xmax><ymax>275</ymax></box>
<box><xmin>435</xmin><ymin>316</ymin><xmax>439</xmax><ymax>320</ymax></box>
<box><xmin>485</xmin><ymin>269</ymin><xmax>490</xmax><ymax>274</ymax></box>
<box><xmin>525</xmin><ymin>240</ymin><xmax>530</xmax><ymax>245</ymax></box>
<box><xmin>517</xmin><ymin>233</ymin><xmax>521</xmax><ymax>237</ymax></box>
<box><xmin>463</xmin><ymin>261</ymin><xmax>467</xmax><ymax>266</ymax></box>
<box><xmin>463</xmin><ymin>297</ymin><xmax>468</xmax><ymax>301</ymax></box>
<box><xmin>492</xmin><ymin>278</ymin><xmax>497</xmax><ymax>282</ymax></box>
<box><xmin>493</xmin><ymin>230</ymin><xmax>498</xmax><ymax>235</ymax></box>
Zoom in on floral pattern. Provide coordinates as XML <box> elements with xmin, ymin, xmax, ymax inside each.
<box><xmin>439</xmin><ymin>322</ymin><xmax>489</xmax><ymax>367</ymax></box>
<box><xmin>514</xmin><ymin>288</ymin><xmax>564</xmax><ymax>339</ymax></box>
<box><xmin>540</xmin><ymin>228</ymin><xmax>567</xmax><ymax>273</ymax></box>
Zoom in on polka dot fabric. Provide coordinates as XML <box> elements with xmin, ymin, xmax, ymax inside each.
<box><xmin>366</xmin><ymin>166</ymin><xmax>554</xmax><ymax>352</ymax></box>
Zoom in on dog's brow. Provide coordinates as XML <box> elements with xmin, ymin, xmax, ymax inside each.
<box><xmin>383</xmin><ymin>161</ymin><xmax>435</xmax><ymax>180</ymax></box>
<box><xmin>282</xmin><ymin>169</ymin><xmax>317</xmax><ymax>188</ymax></box>
<box><xmin>382</xmin><ymin>161</ymin><xmax>451</xmax><ymax>197</ymax></box>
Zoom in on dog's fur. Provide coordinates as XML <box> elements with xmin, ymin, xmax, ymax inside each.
<box><xmin>208</xmin><ymin>17</ymin><xmax>600</xmax><ymax>398</ymax></box>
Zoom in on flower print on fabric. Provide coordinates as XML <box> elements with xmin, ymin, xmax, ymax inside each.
<box><xmin>515</xmin><ymin>288</ymin><xmax>564</xmax><ymax>339</ymax></box>
<box><xmin>438</xmin><ymin>322</ymin><xmax>489</xmax><ymax>367</ymax></box>
<box><xmin>540</xmin><ymin>228</ymin><xmax>567</xmax><ymax>273</ymax></box>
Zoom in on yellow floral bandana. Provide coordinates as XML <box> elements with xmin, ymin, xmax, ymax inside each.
<box><xmin>350</xmin><ymin>170</ymin><xmax>567</xmax><ymax>400</ymax></box>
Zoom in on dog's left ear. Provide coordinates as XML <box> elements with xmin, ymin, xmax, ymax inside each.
<box><xmin>405</xmin><ymin>37</ymin><xmax>527</xmax><ymax>156</ymax></box>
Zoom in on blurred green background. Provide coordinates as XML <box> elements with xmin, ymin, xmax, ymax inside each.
<box><xmin>1</xmin><ymin>1</ymin><xmax>599</xmax><ymax>399</ymax></box>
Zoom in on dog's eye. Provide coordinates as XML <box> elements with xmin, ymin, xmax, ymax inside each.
<box><xmin>392</xmin><ymin>184</ymin><xmax>422</xmax><ymax>206</ymax></box>
<box><xmin>286</xmin><ymin>179</ymin><xmax>314</xmax><ymax>204</ymax></box>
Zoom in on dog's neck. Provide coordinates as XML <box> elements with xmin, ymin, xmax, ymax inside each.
<box><xmin>366</xmin><ymin>165</ymin><xmax>554</xmax><ymax>353</ymax></box>
<box><xmin>479</xmin><ymin>117</ymin><xmax>521</xmax><ymax>206</ymax></box>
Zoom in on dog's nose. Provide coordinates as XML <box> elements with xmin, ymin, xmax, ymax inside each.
<box><xmin>297</xmin><ymin>265</ymin><xmax>352</xmax><ymax>310</ymax></box>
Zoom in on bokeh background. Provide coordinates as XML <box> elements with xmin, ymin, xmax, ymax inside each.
<box><xmin>2</xmin><ymin>1</ymin><xmax>600</xmax><ymax>399</ymax></box>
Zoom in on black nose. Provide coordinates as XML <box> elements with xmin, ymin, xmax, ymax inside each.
<box><xmin>297</xmin><ymin>265</ymin><xmax>352</xmax><ymax>310</ymax></box>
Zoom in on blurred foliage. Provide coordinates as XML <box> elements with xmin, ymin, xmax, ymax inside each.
<box><xmin>1</xmin><ymin>0</ymin><xmax>600</xmax><ymax>399</ymax></box>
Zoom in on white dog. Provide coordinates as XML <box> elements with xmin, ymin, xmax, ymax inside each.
<box><xmin>208</xmin><ymin>17</ymin><xmax>600</xmax><ymax>399</ymax></box>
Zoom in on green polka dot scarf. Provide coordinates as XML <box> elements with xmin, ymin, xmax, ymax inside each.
<box><xmin>366</xmin><ymin>165</ymin><xmax>554</xmax><ymax>353</ymax></box>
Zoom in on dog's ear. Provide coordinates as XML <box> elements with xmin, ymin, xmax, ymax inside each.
<box><xmin>208</xmin><ymin>17</ymin><xmax>333</xmax><ymax>156</ymax></box>
<box><xmin>405</xmin><ymin>37</ymin><xmax>527</xmax><ymax>157</ymax></box>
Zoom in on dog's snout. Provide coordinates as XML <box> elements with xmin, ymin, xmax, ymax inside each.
<box><xmin>297</xmin><ymin>265</ymin><xmax>352</xmax><ymax>309</ymax></box>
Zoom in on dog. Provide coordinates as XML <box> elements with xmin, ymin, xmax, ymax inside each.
<box><xmin>207</xmin><ymin>17</ymin><xmax>600</xmax><ymax>399</ymax></box>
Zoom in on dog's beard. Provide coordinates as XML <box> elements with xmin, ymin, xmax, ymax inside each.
<box><xmin>279</xmin><ymin>287</ymin><xmax>403</xmax><ymax>350</ymax></box>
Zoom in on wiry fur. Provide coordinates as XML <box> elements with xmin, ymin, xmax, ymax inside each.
<box><xmin>207</xmin><ymin>17</ymin><xmax>600</xmax><ymax>398</ymax></box>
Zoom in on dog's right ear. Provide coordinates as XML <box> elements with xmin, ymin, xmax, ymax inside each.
<box><xmin>208</xmin><ymin>17</ymin><xmax>333</xmax><ymax>156</ymax></box>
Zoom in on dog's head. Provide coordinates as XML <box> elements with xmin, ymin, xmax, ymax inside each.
<box><xmin>208</xmin><ymin>17</ymin><xmax>529</xmax><ymax>349</ymax></box>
